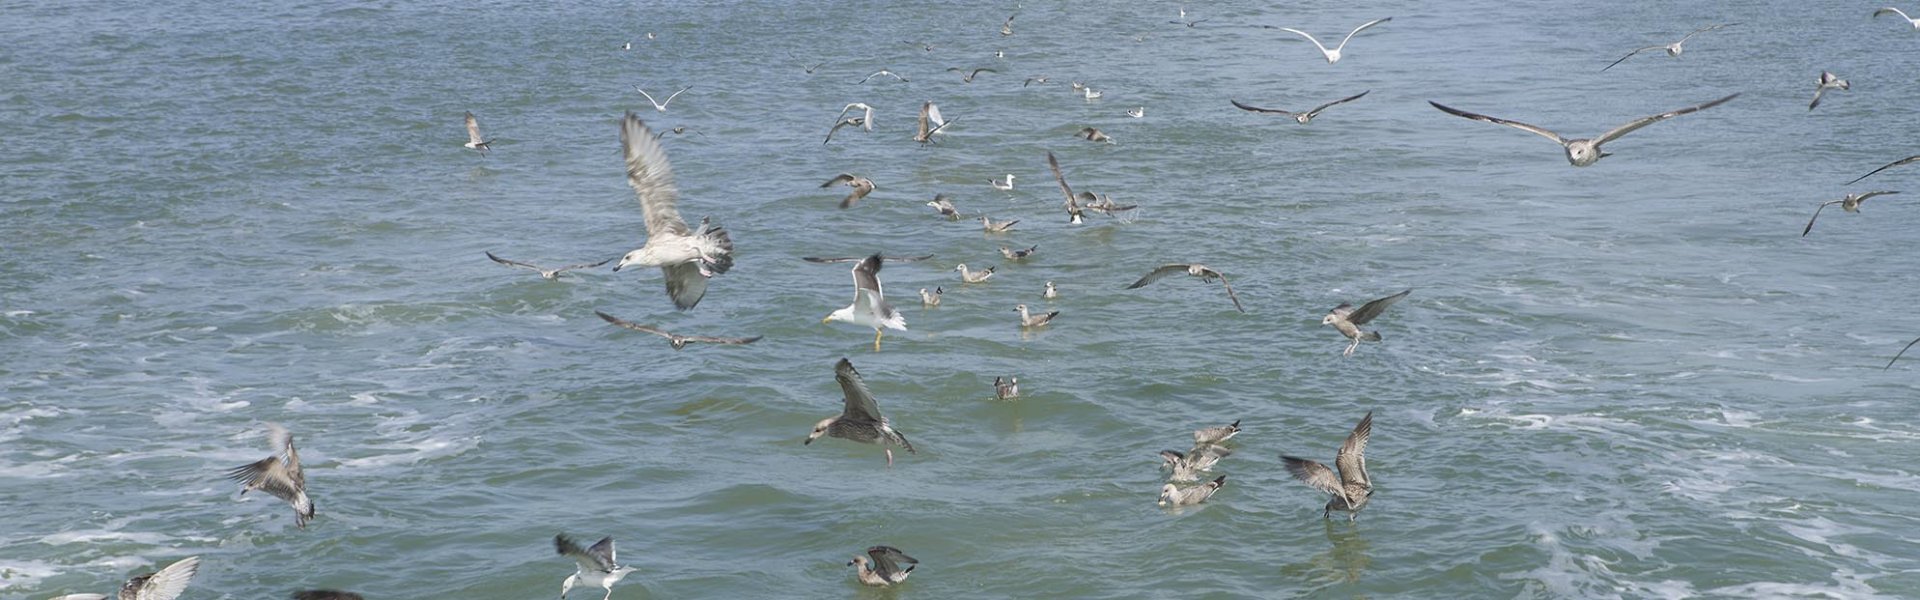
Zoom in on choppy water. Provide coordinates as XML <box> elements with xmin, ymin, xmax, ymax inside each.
<box><xmin>6</xmin><ymin>0</ymin><xmax>1920</xmax><ymax>598</ymax></box>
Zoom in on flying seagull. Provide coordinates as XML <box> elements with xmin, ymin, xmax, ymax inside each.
<box><xmin>1874</xmin><ymin>6</ymin><xmax>1920</xmax><ymax>29</ymax></box>
<box><xmin>980</xmin><ymin>215</ymin><xmax>1019</xmax><ymax>232</ymax></box>
<box><xmin>1158</xmin><ymin>475</ymin><xmax>1227</xmax><ymax>506</ymax></box>
<box><xmin>955</xmin><ymin>263</ymin><xmax>995</xmax><ymax>283</ymax></box>
<box><xmin>989</xmin><ymin>174</ymin><xmax>1016</xmax><ymax>190</ymax></box>
<box><xmin>1282</xmin><ymin>411</ymin><xmax>1374</xmax><ymax>521</ymax></box>
<box><xmin>789</xmin><ymin>53</ymin><xmax>825</xmax><ymax>73</ymax></box>
<box><xmin>807</xmin><ymin>358</ymin><xmax>917</xmax><ymax>465</ymax></box>
<box><xmin>999</xmin><ymin>245</ymin><xmax>1038</xmax><ymax>260</ymax></box>
<box><xmin>1428</xmin><ymin>93</ymin><xmax>1739</xmax><ymax>167</ymax></box>
<box><xmin>915</xmin><ymin>101</ymin><xmax>955</xmax><ymax>144</ymax></box>
<box><xmin>824</xmin><ymin>117</ymin><xmax>868</xmax><ymax>144</ymax></box>
<box><xmin>463</xmin><ymin>112</ymin><xmax>492</xmax><ymax>155</ymax></box>
<box><xmin>1802</xmin><ymin>191</ymin><xmax>1900</xmax><ymax>236</ymax></box>
<box><xmin>1193</xmin><ymin>419</ymin><xmax>1242</xmax><ymax>445</ymax></box>
<box><xmin>635</xmin><ymin>85</ymin><xmax>692</xmax><ymax>112</ymax></box>
<box><xmin>1023</xmin><ymin>76</ymin><xmax>1051</xmax><ymax>87</ymax></box>
<box><xmin>823</xmin><ymin>254</ymin><xmax>907</xmax><ymax>352</ymax></box>
<box><xmin>1077</xmin><ymin>127</ymin><xmax>1115</xmax><ymax>143</ymax></box>
<box><xmin>1265</xmin><ymin>18</ymin><xmax>1392</xmax><ymax>64</ymax></box>
<box><xmin>948</xmin><ymin>67</ymin><xmax>997</xmax><ymax>83</ymax></box>
<box><xmin>994</xmin><ymin>376</ymin><xmax>1019</xmax><ymax>399</ymax></box>
<box><xmin>849</xmin><ymin>545</ymin><xmax>919</xmax><ymax>586</ymax></box>
<box><xmin>1230</xmin><ymin>91</ymin><xmax>1369</xmax><ymax>124</ymax></box>
<box><xmin>1888</xmin><ymin>336</ymin><xmax>1920</xmax><ymax>370</ymax></box>
<box><xmin>820</xmin><ymin>173</ymin><xmax>876</xmax><ymax>209</ymax></box>
<box><xmin>1127</xmin><ymin>264</ymin><xmax>1246</xmax><ymax>313</ymax></box>
<box><xmin>920</xmin><ymin>286</ymin><xmax>942</xmax><ymax>307</ymax></box>
<box><xmin>292</xmin><ymin>592</ymin><xmax>364</xmax><ymax>600</ymax></box>
<box><xmin>595</xmin><ymin>310</ymin><xmax>762</xmax><ymax>349</ymax></box>
<box><xmin>1847</xmin><ymin>155</ymin><xmax>1920</xmax><ymax>185</ymax></box>
<box><xmin>1323</xmin><ymin>289</ymin><xmax>1411</xmax><ymax>356</ymax></box>
<box><xmin>1810</xmin><ymin>71</ymin><xmax>1849</xmax><ymax>111</ymax></box>
<box><xmin>611</xmin><ymin>113</ymin><xmax>734</xmax><ymax>311</ymax></box>
<box><xmin>836</xmin><ymin>103</ymin><xmax>875</xmax><ymax>131</ymax></box>
<box><xmin>802</xmin><ymin>254</ymin><xmax>934</xmax><ymax>264</ymax></box>
<box><xmin>1602</xmin><ymin>23</ymin><xmax>1738</xmax><ymax>71</ymax></box>
<box><xmin>1015</xmin><ymin>303</ymin><xmax>1058</xmax><ymax>328</ymax></box>
<box><xmin>48</xmin><ymin>556</ymin><xmax>201</xmax><ymax>600</ymax></box>
<box><xmin>927</xmin><ymin>194</ymin><xmax>960</xmax><ymax>219</ymax></box>
<box><xmin>1002</xmin><ymin>14</ymin><xmax>1016</xmax><ymax>36</ymax></box>
<box><xmin>485</xmin><ymin>252</ymin><xmax>613</xmax><ymax>279</ymax></box>
<box><xmin>227</xmin><ymin>422</ymin><xmax>314</xmax><ymax>528</ymax></box>
<box><xmin>1047</xmin><ymin>151</ymin><xmax>1088</xmax><ymax>224</ymax></box>
<box><xmin>859</xmin><ymin>69</ymin><xmax>909</xmax><ymax>83</ymax></box>
<box><xmin>556</xmin><ymin>535</ymin><xmax>639</xmax><ymax>600</ymax></box>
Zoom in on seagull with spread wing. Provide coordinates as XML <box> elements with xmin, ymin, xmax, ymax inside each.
<box><xmin>1047</xmin><ymin>151</ymin><xmax>1088</xmax><ymax>224</ymax></box>
<box><xmin>463</xmin><ymin>112</ymin><xmax>492</xmax><ymax>155</ymax></box>
<box><xmin>555</xmin><ymin>535</ymin><xmax>639</xmax><ymax>600</ymax></box>
<box><xmin>1429</xmin><ymin>93</ymin><xmax>1739</xmax><ymax>167</ymax></box>
<box><xmin>1601</xmin><ymin>23</ymin><xmax>1737</xmax><ymax>71</ymax></box>
<box><xmin>926</xmin><ymin>194</ymin><xmax>960</xmax><ymax>219</ymax></box>
<box><xmin>1282</xmin><ymin>411</ymin><xmax>1374</xmax><ymax>521</ymax></box>
<box><xmin>914</xmin><ymin>101</ymin><xmax>955</xmax><ymax>144</ymax></box>
<box><xmin>1265</xmin><ymin>17</ymin><xmax>1391</xmax><ymax>64</ymax></box>
<box><xmin>823</xmin><ymin>255</ymin><xmax>907</xmax><ymax>352</ymax></box>
<box><xmin>485</xmin><ymin>251</ymin><xmax>612</xmax><ymax>279</ymax></box>
<box><xmin>634</xmin><ymin>85</ymin><xmax>692</xmax><ymax>112</ymax></box>
<box><xmin>849</xmin><ymin>545</ymin><xmax>919</xmax><ymax>586</ymax></box>
<box><xmin>610</xmin><ymin>113</ymin><xmax>734</xmax><ymax>311</ymax></box>
<box><xmin>1323</xmin><ymin>289</ymin><xmax>1410</xmax><ymax>356</ymax></box>
<box><xmin>1127</xmin><ymin>264</ymin><xmax>1245</xmax><ymax>313</ymax></box>
<box><xmin>820</xmin><ymin>173</ymin><xmax>876</xmax><ymax>209</ymax></box>
<box><xmin>1802</xmin><ymin>191</ymin><xmax>1900</xmax><ymax>237</ymax></box>
<box><xmin>594</xmin><ymin>311</ymin><xmax>761</xmax><ymax>349</ymax></box>
<box><xmin>802</xmin><ymin>254</ymin><xmax>934</xmax><ymax>264</ymax></box>
<box><xmin>1230</xmin><ymin>91</ymin><xmax>1369</xmax><ymax>124</ymax></box>
<box><xmin>48</xmin><ymin>556</ymin><xmax>200</xmax><ymax>600</ymax></box>
<box><xmin>807</xmin><ymin>358</ymin><xmax>916</xmax><ymax>465</ymax></box>
<box><xmin>1875</xmin><ymin>6</ymin><xmax>1920</xmax><ymax>29</ymax></box>
<box><xmin>227</xmin><ymin>423</ymin><xmax>314</xmax><ymax>528</ymax></box>
<box><xmin>1810</xmin><ymin>71</ymin><xmax>1849</xmax><ymax>111</ymax></box>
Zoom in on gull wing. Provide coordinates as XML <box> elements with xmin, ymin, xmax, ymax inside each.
<box><xmin>1335</xmin><ymin>411</ymin><xmax>1373</xmax><ymax>487</ymax></box>
<box><xmin>835</xmin><ymin>358</ymin><xmax>886</xmax><ymax>423</ymax></box>
<box><xmin>1282</xmin><ymin>456</ymin><xmax>1350</xmax><ymax>506</ymax></box>
<box><xmin>1127</xmin><ymin>264</ymin><xmax>1191</xmax><ymax>289</ymax></box>
<box><xmin>1875</xmin><ymin>7</ymin><xmax>1913</xmax><ymax>20</ymax></box>
<box><xmin>1593</xmin><ymin>93</ymin><xmax>1739</xmax><ymax>146</ymax></box>
<box><xmin>926</xmin><ymin>102</ymin><xmax>945</xmax><ymax>128</ymax></box>
<box><xmin>1429</xmin><ymin>101</ymin><xmax>1567</xmax><ymax>145</ymax></box>
<box><xmin>1802</xmin><ymin>200</ymin><xmax>1843</xmax><ymax>237</ymax></box>
<box><xmin>1677</xmin><ymin>22</ymin><xmax>1736</xmax><ymax>44</ymax></box>
<box><xmin>683</xmin><ymin>333</ymin><xmax>762</xmax><ymax>345</ymax></box>
<box><xmin>588</xmin><ymin>536</ymin><xmax>618</xmax><ymax>566</ymax></box>
<box><xmin>916</xmin><ymin>102</ymin><xmax>931</xmax><ymax>139</ymax></box>
<box><xmin>127</xmin><ymin>556</ymin><xmax>200</xmax><ymax>600</ymax></box>
<box><xmin>867</xmin><ymin>545</ymin><xmax>918</xmax><ymax>576</ymax></box>
<box><xmin>556</xmin><ymin>257</ymin><xmax>616</xmax><ymax>272</ymax></box>
<box><xmin>463</xmin><ymin>112</ymin><xmax>485</xmax><ymax>145</ymax></box>
<box><xmin>556</xmin><ymin>535</ymin><xmax>615</xmax><ymax>571</ymax></box>
<box><xmin>1347</xmin><ymin>289</ymin><xmax>1411</xmax><ymax>325</ymax></box>
<box><xmin>484</xmin><ymin>252</ymin><xmax>543</xmax><ymax>272</ymax></box>
<box><xmin>1046</xmin><ymin>151</ymin><xmax>1077</xmax><ymax>207</ymax></box>
<box><xmin>821</xmin><ymin>173</ymin><xmax>857</xmax><ymax>188</ymax></box>
<box><xmin>1601</xmin><ymin>46</ymin><xmax>1663</xmax><ymax>71</ymax></box>
<box><xmin>619</xmin><ymin>112</ymin><xmax>689</xmax><ymax>238</ymax></box>
<box><xmin>595</xmin><ymin>311</ymin><xmax>674</xmax><ymax>340</ymax></box>
<box><xmin>851</xmin><ymin>255</ymin><xmax>899</xmax><ymax>326</ymax></box>
<box><xmin>1272</xmin><ymin>27</ymin><xmax>1331</xmax><ymax>57</ymax></box>
<box><xmin>1847</xmin><ymin>155</ymin><xmax>1920</xmax><ymax>185</ymax></box>
<box><xmin>1887</xmin><ymin>336</ymin><xmax>1920</xmax><ymax>370</ymax></box>
<box><xmin>661</xmin><ymin>262</ymin><xmax>708</xmax><ymax>311</ymax></box>
<box><xmin>1304</xmin><ymin>90</ymin><xmax>1370</xmax><ymax>118</ymax></box>
<box><xmin>662</xmin><ymin>85</ymin><xmax>692</xmax><ymax>106</ymax></box>
<box><xmin>1229</xmin><ymin>99</ymin><xmax>1298</xmax><ymax>116</ymax></box>
<box><xmin>1213</xmin><ymin>272</ymin><xmax>1247</xmax><ymax>313</ymax></box>
<box><xmin>1336</xmin><ymin>17</ymin><xmax>1392</xmax><ymax>51</ymax></box>
<box><xmin>1856</xmin><ymin>191</ymin><xmax>1901</xmax><ymax>206</ymax></box>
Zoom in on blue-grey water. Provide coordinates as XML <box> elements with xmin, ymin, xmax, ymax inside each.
<box><xmin>6</xmin><ymin>1</ymin><xmax>1920</xmax><ymax>598</ymax></box>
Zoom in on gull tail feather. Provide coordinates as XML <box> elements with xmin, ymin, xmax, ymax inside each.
<box><xmin>698</xmin><ymin>222</ymin><xmax>734</xmax><ymax>275</ymax></box>
<box><xmin>1362</xmin><ymin>331</ymin><xmax>1382</xmax><ymax>342</ymax></box>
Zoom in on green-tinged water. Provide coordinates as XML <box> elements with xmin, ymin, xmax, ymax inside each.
<box><xmin>5</xmin><ymin>1</ymin><xmax>1920</xmax><ymax>598</ymax></box>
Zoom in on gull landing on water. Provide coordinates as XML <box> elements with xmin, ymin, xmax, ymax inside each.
<box><xmin>1429</xmin><ymin>93</ymin><xmax>1739</xmax><ymax>167</ymax></box>
<box><xmin>485</xmin><ymin>252</ymin><xmax>612</xmax><ymax>279</ymax></box>
<box><xmin>1874</xmin><ymin>6</ymin><xmax>1920</xmax><ymax>29</ymax></box>
<box><xmin>555</xmin><ymin>535</ymin><xmax>638</xmax><ymax>600</ymax></box>
<box><xmin>1324</xmin><ymin>289</ymin><xmax>1410</xmax><ymax>356</ymax></box>
<box><xmin>634</xmin><ymin>85</ymin><xmax>692</xmax><ymax>112</ymax></box>
<box><xmin>1283</xmin><ymin>411</ymin><xmax>1374</xmax><ymax>521</ymax></box>
<box><xmin>463</xmin><ymin>112</ymin><xmax>493</xmax><ymax>155</ymax></box>
<box><xmin>807</xmin><ymin>358</ymin><xmax>916</xmax><ymax>465</ymax></box>
<box><xmin>611</xmin><ymin>113</ymin><xmax>735</xmax><ymax>310</ymax></box>
<box><xmin>48</xmin><ymin>556</ymin><xmax>201</xmax><ymax>600</ymax></box>
<box><xmin>227</xmin><ymin>423</ymin><xmax>314</xmax><ymax>528</ymax></box>
<box><xmin>1266</xmin><ymin>17</ymin><xmax>1391</xmax><ymax>64</ymax></box>
<box><xmin>1231</xmin><ymin>90</ymin><xmax>1369</xmax><ymax>124</ymax></box>
<box><xmin>849</xmin><ymin>546</ymin><xmax>919</xmax><ymax>586</ymax></box>
<box><xmin>820</xmin><ymin>173</ymin><xmax>876</xmax><ymax>209</ymax></box>
<box><xmin>1128</xmin><ymin>264</ymin><xmax>1246</xmax><ymax>313</ymax></box>
<box><xmin>1602</xmin><ymin>23</ymin><xmax>1737</xmax><ymax>71</ymax></box>
<box><xmin>1802</xmin><ymin>191</ymin><xmax>1899</xmax><ymax>236</ymax></box>
<box><xmin>1811</xmin><ymin>71</ymin><xmax>1849</xmax><ymax>111</ymax></box>
<box><xmin>927</xmin><ymin>194</ymin><xmax>960</xmax><ymax>219</ymax></box>
<box><xmin>1047</xmin><ymin>151</ymin><xmax>1088</xmax><ymax>224</ymax></box>
<box><xmin>1015</xmin><ymin>304</ymin><xmax>1058</xmax><ymax>328</ymax></box>
<box><xmin>595</xmin><ymin>310</ymin><xmax>762</xmax><ymax>350</ymax></box>
<box><xmin>823</xmin><ymin>255</ymin><xmax>906</xmax><ymax>352</ymax></box>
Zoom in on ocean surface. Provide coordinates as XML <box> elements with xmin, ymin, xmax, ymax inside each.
<box><xmin>5</xmin><ymin>1</ymin><xmax>1920</xmax><ymax>598</ymax></box>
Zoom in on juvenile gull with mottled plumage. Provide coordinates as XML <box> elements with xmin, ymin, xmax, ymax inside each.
<box><xmin>807</xmin><ymin>358</ymin><xmax>917</xmax><ymax>466</ymax></box>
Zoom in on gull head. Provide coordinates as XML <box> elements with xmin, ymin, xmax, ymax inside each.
<box><xmin>1321</xmin><ymin>312</ymin><xmax>1340</xmax><ymax>326</ymax></box>
<box><xmin>1665</xmin><ymin>43</ymin><xmax>1684</xmax><ymax>57</ymax></box>
<box><xmin>847</xmin><ymin>555</ymin><xmax>869</xmax><ymax>568</ymax></box>
<box><xmin>953</xmin><ymin>263</ymin><xmax>968</xmax><ymax>272</ymax></box>
<box><xmin>1564</xmin><ymin>140</ymin><xmax>1607</xmax><ymax>167</ymax></box>
<box><xmin>613</xmin><ymin>247</ymin><xmax>652</xmax><ymax>272</ymax></box>
<box><xmin>823</xmin><ymin>306</ymin><xmax>854</xmax><ymax>325</ymax></box>
<box><xmin>1157</xmin><ymin>483</ymin><xmax>1178</xmax><ymax>506</ymax></box>
<box><xmin>805</xmin><ymin>417</ymin><xmax>836</xmax><ymax>444</ymax></box>
<box><xmin>1014</xmin><ymin>304</ymin><xmax>1028</xmax><ymax>314</ymax></box>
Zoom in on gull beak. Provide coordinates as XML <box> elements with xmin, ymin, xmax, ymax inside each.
<box><xmin>804</xmin><ymin>437</ymin><xmax>814</xmax><ymax>445</ymax></box>
<box><xmin>611</xmin><ymin>263</ymin><xmax>623</xmax><ymax>272</ymax></box>
<box><xmin>821</xmin><ymin>316</ymin><xmax>832</xmax><ymax>324</ymax></box>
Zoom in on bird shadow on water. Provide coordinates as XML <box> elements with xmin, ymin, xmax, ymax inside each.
<box><xmin>1279</xmin><ymin>520</ymin><xmax>1372</xmax><ymax>590</ymax></box>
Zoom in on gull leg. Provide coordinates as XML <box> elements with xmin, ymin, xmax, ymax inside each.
<box><xmin>886</xmin><ymin>448</ymin><xmax>895</xmax><ymax>467</ymax></box>
<box><xmin>602</xmin><ymin>588</ymin><xmax>613</xmax><ymax>600</ymax></box>
<box><xmin>873</xmin><ymin>329</ymin><xmax>884</xmax><ymax>352</ymax></box>
<box><xmin>1343</xmin><ymin>339</ymin><xmax>1359</xmax><ymax>357</ymax></box>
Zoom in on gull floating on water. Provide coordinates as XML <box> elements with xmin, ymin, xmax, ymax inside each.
<box><xmin>1266</xmin><ymin>18</ymin><xmax>1391</xmax><ymax>64</ymax></box>
<box><xmin>1126</xmin><ymin>107</ymin><xmax>1144</xmax><ymax>118</ymax></box>
<box><xmin>227</xmin><ymin>422</ymin><xmax>314</xmax><ymax>528</ymax></box>
<box><xmin>1083</xmin><ymin>87</ymin><xmax>1102</xmax><ymax>100</ymax></box>
<box><xmin>989</xmin><ymin>174</ymin><xmax>1016</xmax><ymax>191</ymax></box>
<box><xmin>1874</xmin><ymin>6</ymin><xmax>1920</xmax><ymax>29</ymax></box>
<box><xmin>595</xmin><ymin>310</ymin><xmax>762</xmax><ymax>349</ymax></box>
<box><xmin>920</xmin><ymin>287</ymin><xmax>942</xmax><ymax>307</ymax></box>
<box><xmin>1047</xmin><ymin>151</ymin><xmax>1088</xmax><ymax>224</ymax></box>
<box><xmin>1231</xmin><ymin>90</ymin><xmax>1369</xmax><ymax>124</ymax></box>
<box><xmin>1282</xmin><ymin>411</ymin><xmax>1374</xmax><ymax>521</ymax></box>
<box><xmin>1811</xmin><ymin>71</ymin><xmax>1849</xmax><ymax>111</ymax></box>
<box><xmin>634</xmin><ymin>85</ymin><xmax>692</xmax><ymax>112</ymax></box>
<box><xmin>1193</xmin><ymin>419</ymin><xmax>1242</xmax><ymax>445</ymax></box>
<box><xmin>611</xmin><ymin>113</ymin><xmax>734</xmax><ymax>310</ymax></box>
<box><xmin>1158</xmin><ymin>475</ymin><xmax>1226</xmax><ymax>506</ymax></box>
<box><xmin>981</xmin><ymin>215</ymin><xmax>1019</xmax><ymax>232</ymax></box>
<box><xmin>859</xmin><ymin>69</ymin><xmax>909</xmax><ymax>83</ymax></box>
<box><xmin>486</xmin><ymin>251</ymin><xmax>612</xmax><ymax>279</ymax></box>
<box><xmin>50</xmin><ymin>556</ymin><xmax>200</xmax><ymax>600</ymax></box>
<box><xmin>1077</xmin><ymin>127</ymin><xmax>1115</xmax><ymax>143</ymax></box>
<box><xmin>927</xmin><ymin>194</ymin><xmax>960</xmax><ymax>219</ymax></box>
<box><xmin>1324</xmin><ymin>289</ymin><xmax>1410</xmax><ymax>356</ymax></box>
<box><xmin>821</xmin><ymin>173</ymin><xmax>876</xmax><ymax>209</ymax></box>
<box><xmin>999</xmin><ymin>244</ymin><xmax>1038</xmax><ymax>260</ymax></box>
<box><xmin>1042</xmin><ymin>281</ymin><xmax>1058</xmax><ymax>299</ymax></box>
<box><xmin>1887</xmin><ymin>336</ymin><xmax>1920</xmax><ymax>369</ymax></box>
<box><xmin>849</xmin><ymin>546</ymin><xmax>918</xmax><ymax>586</ymax></box>
<box><xmin>994</xmin><ymin>376</ymin><xmax>1019</xmax><ymax>399</ymax></box>
<box><xmin>955</xmin><ymin>263</ymin><xmax>995</xmax><ymax>283</ymax></box>
<box><xmin>463</xmin><ymin>112</ymin><xmax>492</xmax><ymax>155</ymax></box>
<box><xmin>823</xmin><ymin>254</ymin><xmax>906</xmax><ymax>352</ymax></box>
<box><xmin>802</xmin><ymin>254</ymin><xmax>933</xmax><ymax>264</ymax></box>
<box><xmin>293</xmin><ymin>591</ymin><xmax>364</xmax><ymax>600</ymax></box>
<box><xmin>1161</xmin><ymin>445</ymin><xmax>1232</xmax><ymax>482</ymax></box>
<box><xmin>1128</xmin><ymin>264</ymin><xmax>1246</xmax><ymax>313</ymax></box>
<box><xmin>1802</xmin><ymin>191</ymin><xmax>1899</xmax><ymax>236</ymax></box>
<box><xmin>1847</xmin><ymin>155</ymin><xmax>1920</xmax><ymax>185</ymax></box>
<box><xmin>948</xmin><ymin>67</ymin><xmax>996</xmax><ymax>83</ymax></box>
<box><xmin>915</xmin><ymin>101</ymin><xmax>955</xmax><ymax>144</ymax></box>
<box><xmin>1429</xmin><ymin>93</ymin><xmax>1739</xmax><ymax>167</ymax></box>
<box><xmin>556</xmin><ymin>535</ymin><xmax>638</xmax><ymax>600</ymax></box>
<box><xmin>1602</xmin><ymin>23</ymin><xmax>1737</xmax><ymax>71</ymax></box>
<box><xmin>808</xmin><ymin>358</ymin><xmax>916</xmax><ymax>465</ymax></box>
<box><xmin>1015</xmin><ymin>303</ymin><xmax>1058</xmax><ymax>328</ymax></box>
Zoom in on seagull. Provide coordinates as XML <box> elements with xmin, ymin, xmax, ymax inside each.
<box><xmin>635</xmin><ymin>85</ymin><xmax>692</xmax><ymax>112</ymax></box>
<box><xmin>485</xmin><ymin>252</ymin><xmax>613</xmax><ymax>279</ymax></box>
<box><xmin>1160</xmin><ymin>445</ymin><xmax>1233</xmax><ymax>482</ymax></box>
<box><xmin>1230</xmin><ymin>90</ymin><xmax>1369</xmax><ymax>124</ymax></box>
<box><xmin>1282</xmin><ymin>411</ymin><xmax>1374</xmax><ymax>521</ymax></box>
<box><xmin>849</xmin><ymin>546</ymin><xmax>919</xmax><ymax>586</ymax></box>
<box><xmin>1078</xmin><ymin>191</ymin><xmax>1138</xmax><ymax>218</ymax></box>
<box><xmin>1193</xmin><ymin>419</ymin><xmax>1242</xmax><ymax>445</ymax></box>
<box><xmin>915</xmin><ymin>101</ymin><xmax>956</xmax><ymax>144</ymax></box>
<box><xmin>1601</xmin><ymin>23</ymin><xmax>1738</xmax><ymax>71</ymax></box>
<box><xmin>655</xmin><ymin>126</ymin><xmax>706</xmax><ymax>140</ymax></box>
<box><xmin>807</xmin><ymin>358</ymin><xmax>917</xmax><ymax>465</ymax></box>
<box><xmin>999</xmin><ymin>244</ymin><xmax>1038</xmax><ymax>260</ymax></box>
<box><xmin>980</xmin><ymin>215</ymin><xmax>1019</xmax><ymax>232</ymax></box>
<box><xmin>820</xmin><ymin>173</ymin><xmax>876</xmax><ymax>209</ymax></box>
<box><xmin>1169</xmin><ymin>17</ymin><xmax>1209</xmax><ymax>27</ymax></box>
<box><xmin>1266</xmin><ymin>18</ymin><xmax>1392</xmax><ymax>64</ymax></box>
<box><xmin>1002</xmin><ymin>14</ymin><xmax>1016</xmax><ymax>36</ymax></box>
<box><xmin>823</xmin><ymin>254</ymin><xmax>907</xmax><ymax>352</ymax></box>
<box><xmin>1811</xmin><ymin>71</ymin><xmax>1849</xmax><ymax>111</ymax></box>
<box><xmin>595</xmin><ymin>311</ymin><xmax>762</xmax><ymax>349</ymax></box>
<box><xmin>859</xmin><ymin>69</ymin><xmax>909</xmax><ymax>83</ymax></box>
<box><xmin>1127</xmin><ymin>264</ymin><xmax>1246</xmax><ymax>313</ymax></box>
<box><xmin>955</xmin><ymin>263</ymin><xmax>995</xmax><ymax>283</ymax></box>
<box><xmin>1127</xmin><ymin>107</ymin><xmax>1145</xmax><ymax>118</ymax></box>
<box><xmin>1874</xmin><ymin>6</ymin><xmax>1920</xmax><ymax>29</ymax></box>
<box><xmin>1887</xmin><ymin>336</ymin><xmax>1920</xmax><ymax>369</ymax></box>
<box><xmin>1802</xmin><ymin>191</ymin><xmax>1899</xmax><ymax>236</ymax></box>
<box><xmin>1077</xmin><ymin>127</ymin><xmax>1115</xmax><ymax>143</ymax></box>
<box><xmin>555</xmin><ymin>535</ymin><xmax>639</xmax><ymax>600</ymax></box>
<box><xmin>1042</xmin><ymin>281</ymin><xmax>1058</xmax><ymax>299</ymax></box>
<box><xmin>1083</xmin><ymin>87</ymin><xmax>1102</xmax><ymax>100</ymax></box>
<box><xmin>789</xmin><ymin>54</ymin><xmax>825</xmax><ymax>73</ymax></box>
<box><xmin>292</xmin><ymin>591</ymin><xmax>364</xmax><ymax>600</ymax></box>
<box><xmin>920</xmin><ymin>287</ymin><xmax>942</xmax><ymax>307</ymax></box>
<box><xmin>1023</xmin><ymin>76</ymin><xmax>1051</xmax><ymax>87</ymax></box>
<box><xmin>1323</xmin><ymin>289</ymin><xmax>1410</xmax><ymax>356</ymax></box>
<box><xmin>1429</xmin><ymin>93</ymin><xmax>1739</xmax><ymax>167</ymax></box>
<box><xmin>927</xmin><ymin>194</ymin><xmax>960</xmax><ymax>219</ymax></box>
<box><xmin>1015</xmin><ymin>303</ymin><xmax>1058</xmax><ymax>328</ymax></box>
<box><xmin>988</xmin><ymin>174</ymin><xmax>1016</xmax><ymax>191</ymax></box>
<box><xmin>611</xmin><ymin>113</ymin><xmax>734</xmax><ymax>311</ymax></box>
<box><xmin>801</xmin><ymin>255</ymin><xmax>934</xmax><ymax>264</ymax></box>
<box><xmin>47</xmin><ymin>556</ymin><xmax>200</xmax><ymax>600</ymax></box>
<box><xmin>994</xmin><ymin>376</ymin><xmax>1019</xmax><ymax>399</ymax></box>
<box><xmin>1158</xmin><ymin>475</ymin><xmax>1226</xmax><ymax>506</ymax></box>
<box><xmin>823</xmin><ymin>117</ymin><xmax>868</xmax><ymax>144</ymax></box>
<box><xmin>621</xmin><ymin>41</ymin><xmax>632</xmax><ymax>50</ymax></box>
<box><xmin>227</xmin><ymin>422</ymin><xmax>314</xmax><ymax>528</ymax></box>
<box><xmin>948</xmin><ymin>67</ymin><xmax>997</xmax><ymax>83</ymax></box>
<box><xmin>1849</xmin><ymin>155</ymin><xmax>1920</xmax><ymax>185</ymax></box>
<box><xmin>836</xmin><ymin>103</ymin><xmax>875</xmax><ymax>132</ymax></box>
<box><xmin>463</xmin><ymin>112</ymin><xmax>493</xmax><ymax>155</ymax></box>
<box><xmin>1047</xmin><ymin>151</ymin><xmax>1088</xmax><ymax>224</ymax></box>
